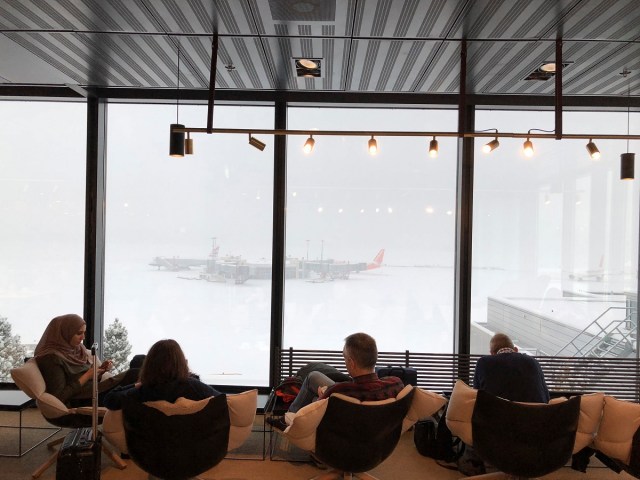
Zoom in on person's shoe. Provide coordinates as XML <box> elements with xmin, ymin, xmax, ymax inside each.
<box><xmin>266</xmin><ymin>416</ymin><xmax>288</xmax><ymax>432</ymax></box>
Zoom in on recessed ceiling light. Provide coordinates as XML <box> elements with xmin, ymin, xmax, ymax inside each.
<box><xmin>294</xmin><ymin>58</ymin><xmax>322</xmax><ymax>78</ymax></box>
<box><xmin>298</xmin><ymin>58</ymin><xmax>318</xmax><ymax>69</ymax></box>
<box><xmin>540</xmin><ymin>62</ymin><xmax>557</xmax><ymax>73</ymax></box>
<box><xmin>524</xmin><ymin>61</ymin><xmax>573</xmax><ymax>81</ymax></box>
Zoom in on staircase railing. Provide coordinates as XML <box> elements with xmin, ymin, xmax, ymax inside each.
<box><xmin>554</xmin><ymin>306</ymin><xmax>636</xmax><ymax>357</ymax></box>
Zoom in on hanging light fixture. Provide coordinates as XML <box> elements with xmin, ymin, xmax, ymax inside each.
<box><xmin>585</xmin><ymin>139</ymin><xmax>600</xmax><ymax>159</ymax></box>
<box><xmin>482</xmin><ymin>138</ymin><xmax>500</xmax><ymax>153</ymax></box>
<box><xmin>522</xmin><ymin>138</ymin><xmax>534</xmax><ymax>157</ymax></box>
<box><xmin>185</xmin><ymin>132</ymin><xmax>194</xmax><ymax>155</ymax></box>
<box><xmin>429</xmin><ymin>136</ymin><xmax>438</xmax><ymax>158</ymax></box>
<box><xmin>169</xmin><ymin>43</ymin><xmax>185</xmax><ymax>157</ymax></box>
<box><xmin>249</xmin><ymin>134</ymin><xmax>266</xmax><ymax>151</ymax></box>
<box><xmin>303</xmin><ymin>135</ymin><xmax>315</xmax><ymax>154</ymax></box>
<box><xmin>368</xmin><ymin>136</ymin><xmax>378</xmax><ymax>155</ymax></box>
<box><xmin>621</xmin><ymin>69</ymin><xmax>635</xmax><ymax>180</ymax></box>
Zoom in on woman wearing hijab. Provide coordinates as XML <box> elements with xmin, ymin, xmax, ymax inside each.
<box><xmin>35</xmin><ymin>313</ymin><xmax>138</xmax><ymax>405</ymax></box>
<box><xmin>104</xmin><ymin>339</ymin><xmax>219</xmax><ymax>410</ymax></box>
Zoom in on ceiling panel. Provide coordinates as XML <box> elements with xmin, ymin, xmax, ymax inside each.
<box><xmin>0</xmin><ymin>0</ymin><xmax>639</xmax><ymax>97</ymax></box>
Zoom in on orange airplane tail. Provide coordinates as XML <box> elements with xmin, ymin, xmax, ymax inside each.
<box><xmin>367</xmin><ymin>249</ymin><xmax>385</xmax><ymax>270</ymax></box>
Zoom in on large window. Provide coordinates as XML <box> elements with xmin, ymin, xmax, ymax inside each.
<box><xmin>472</xmin><ymin>110</ymin><xmax>639</xmax><ymax>358</ymax></box>
<box><xmin>0</xmin><ymin>101</ymin><xmax>86</xmax><ymax>379</ymax></box>
<box><xmin>284</xmin><ymin>107</ymin><xmax>458</xmax><ymax>353</ymax></box>
<box><xmin>105</xmin><ymin>104</ymin><xmax>274</xmax><ymax>386</ymax></box>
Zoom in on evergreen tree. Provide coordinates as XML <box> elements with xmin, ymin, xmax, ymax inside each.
<box><xmin>103</xmin><ymin>318</ymin><xmax>132</xmax><ymax>374</ymax></box>
<box><xmin>0</xmin><ymin>316</ymin><xmax>27</xmax><ymax>381</ymax></box>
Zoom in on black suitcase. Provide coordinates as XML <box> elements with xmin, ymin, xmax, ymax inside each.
<box><xmin>375</xmin><ymin>365</ymin><xmax>418</xmax><ymax>386</ymax></box>
<box><xmin>56</xmin><ymin>427</ymin><xmax>101</xmax><ymax>480</ymax></box>
<box><xmin>56</xmin><ymin>343</ymin><xmax>102</xmax><ymax>480</ymax></box>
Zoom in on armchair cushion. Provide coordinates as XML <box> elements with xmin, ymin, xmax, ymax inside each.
<box><xmin>445</xmin><ymin>379</ymin><xmax>477</xmax><ymax>445</ymax></box>
<box><xmin>11</xmin><ymin>358</ymin><xmax>75</xmax><ymax>421</ymax></box>
<box><xmin>550</xmin><ymin>392</ymin><xmax>604</xmax><ymax>453</ymax></box>
<box><xmin>594</xmin><ymin>395</ymin><xmax>640</xmax><ymax>464</ymax></box>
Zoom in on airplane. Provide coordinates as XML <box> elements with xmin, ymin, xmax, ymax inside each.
<box><xmin>150</xmin><ymin>242</ymin><xmax>385</xmax><ymax>284</ymax></box>
<box><xmin>567</xmin><ymin>254</ymin><xmax>605</xmax><ymax>282</ymax></box>
<box><xmin>303</xmin><ymin>249</ymin><xmax>385</xmax><ymax>281</ymax></box>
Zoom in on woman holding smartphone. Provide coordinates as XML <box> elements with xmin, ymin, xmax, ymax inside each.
<box><xmin>34</xmin><ymin>313</ymin><xmax>139</xmax><ymax>406</ymax></box>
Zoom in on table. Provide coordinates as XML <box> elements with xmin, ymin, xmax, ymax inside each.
<box><xmin>0</xmin><ymin>390</ymin><xmax>60</xmax><ymax>457</ymax></box>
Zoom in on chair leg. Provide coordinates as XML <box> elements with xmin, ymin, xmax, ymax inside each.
<box><xmin>32</xmin><ymin>450</ymin><xmax>58</xmax><ymax>479</ymax></box>
<box><xmin>102</xmin><ymin>441</ymin><xmax>127</xmax><ymax>469</ymax></box>
<box><xmin>46</xmin><ymin>436</ymin><xmax>64</xmax><ymax>450</ymax></box>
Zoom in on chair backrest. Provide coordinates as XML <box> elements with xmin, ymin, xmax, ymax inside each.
<box><xmin>10</xmin><ymin>358</ymin><xmax>86</xmax><ymax>427</ymax></box>
<box><xmin>446</xmin><ymin>380</ymin><xmax>599</xmax><ymax>478</ymax></box>
<box><xmin>472</xmin><ymin>389</ymin><xmax>580</xmax><ymax>478</ymax></box>
<box><xmin>121</xmin><ymin>394</ymin><xmax>232</xmax><ymax>480</ymax></box>
<box><xmin>314</xmin><ymin>388</ymin><xmax>415</xmax><ymax>473</ymax></box>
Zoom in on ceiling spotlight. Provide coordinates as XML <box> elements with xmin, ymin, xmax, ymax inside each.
<box><xmin>621</xmin><ymin>152</ymin><xmax>635</xmax><ymax>180</ymax></box>
<box><xmin>185</xmin><ymin>132</ymin><xmax>193</xmax><ymax>155</ymax></box>
<box><xmin>303</xmin><ymin>135</ymin><xmax>315</xmax><ymax>154</ymax></box>
<box><xmin>248</xmin><ymin>134</ymin><xmax>266</xmax><ymax>151</ymax></box>
<box><xmin>368</xmin><ymin>136</ymin><xmax>378</xmax><ymax>155</ymax></box>
<box><xmin>540</xmin><ymin>62</ymin><xmax>557</xmax><ymax>73</ymax></box>
<box><xmin>585</xmin><ymin>139</ymin><xmax>600</xmax><ymax>160</ymax></box>
<box><xmin>523</xmin><ymin>138</ymin><xmax>534</xmax><ymax>157</ymax></box>
<box><xmin>298</xmin><ymin>58</ymin><xmax>319</xmax><ymax>69</ymax></box>
<box><xmin>295</xmin><ymin>58</ymin><xmax>322</xmax><ymax>78</ymax></box>
<box><xmin>482</xmin><ymin>138</ymin><xmax>500</xmax><ymax>153</ymax></box>
<box><xmin>428</xmin><ymin>136</ymin><xmax>439</xmax><ymax>158</ymax></box>
<box><xmin>169</xmin><ymin>123</ymin><xmax>185</xmax><ymax>157</ymax></box>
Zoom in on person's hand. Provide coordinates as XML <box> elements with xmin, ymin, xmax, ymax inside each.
<box><xmin>317</xmin><ymin>385</ymin><xmax>328</xmax><ymax>396</ymax></box>
<box><xmin>100</xmin><ymin>359</ymin><xmax>113</xmax><ymax>372</ymax></box>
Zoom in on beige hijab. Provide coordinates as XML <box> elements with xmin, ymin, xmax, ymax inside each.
<box><xmin>34</xmin><ymin>314</ymin><xmax>90</xmax><ymax>366</ymax></box>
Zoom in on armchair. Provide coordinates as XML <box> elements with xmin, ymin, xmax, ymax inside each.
<box><xmin>446</xmin><ymin>380</ymin><xmax>604</xmax><ymax>480</ymax></box>
<box><xmin>282</xmin><ymin>385</ymin><xmax>446</xmax><ymax>480</ymax></box>
<box><xmin>10</xmin><ymin>358</ymin><xmax>126</xmax><ymax>478</ymax></box>
<box><xmin>103</xmin><ymin>389</ymin><xmax>257</xmax><ymax>480</ymax></box>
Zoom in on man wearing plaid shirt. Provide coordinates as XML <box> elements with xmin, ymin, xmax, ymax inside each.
<box><xmin>286</xmin><ymin>332</ymin><xmax>404</xmax><ymax>416</ymax></box>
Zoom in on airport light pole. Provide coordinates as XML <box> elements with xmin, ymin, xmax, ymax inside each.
<box><xmin>306</xmin><ymin>240</ymin><xmax>310</xmax><ymax>260</ymax></box>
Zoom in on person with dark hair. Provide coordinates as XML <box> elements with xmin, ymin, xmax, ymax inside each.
<box><xmin>282</xmin><ymin>332</ymin><xmax>404</xmax><ymax>419</ymax></box>
<box><xmin>104</xmin><ymin>339</ymin><xmax>219</xmax><ymax>410</ymax></box>
<box><xmin>35</xmin><ymin>314</ymin><xmax>139</xmax><ymax>406</ymax></box>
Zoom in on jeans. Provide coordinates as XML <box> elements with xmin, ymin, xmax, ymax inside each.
<box><xmin>288</xmin><ymin>371</ymin><xmax>335</xmax><ymax>413</ymax></box>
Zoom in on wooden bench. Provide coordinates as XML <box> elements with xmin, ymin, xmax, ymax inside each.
<box><xmin>276</xmin><ymin>348</ymin><xmax>640</xmax><ymax>402</ymax></box>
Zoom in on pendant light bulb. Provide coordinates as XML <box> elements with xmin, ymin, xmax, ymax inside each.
<box><xmin>368</xmin><ymin>136</ymin><xmax>378</xmax><ymax>155</ymax></box>
<box><xmin>303</xmin><ymin>135</ymin><xmax>315</xmax><ymax>154</ymax></box>
<box><xmin>523</xmin><ymin>138</ymin><xmax>534</xmax><ymax>157</ymax></box>
<box><xmin>429</xmin><ymin>137</ymin><xmax>439</xmax><ymax>158</ymax></box>
<box><xmin>585</xmin><ymin>139</ymin><xmax>600</xmax><ymax>160</ymax></box>
<box><xmin>482</xmin><ymin>138</ymin><xmax>500</xmax><ymax>154</ymax></box>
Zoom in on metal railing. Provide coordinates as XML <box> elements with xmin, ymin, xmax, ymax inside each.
<box><xmin>554</xmin><ymin>306</ymin><xmax>636</xmax><ymax>358</ymax></box>
<box><xmin>278</xmin><ymin>347</ymin><xmax>640</xmax><ymax>402</ymax></box>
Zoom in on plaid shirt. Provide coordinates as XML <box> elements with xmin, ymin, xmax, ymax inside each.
<box><xmin>320</xmin><ymin>372</ymin><xmax>404</xmax><ymax>401</ymax></box>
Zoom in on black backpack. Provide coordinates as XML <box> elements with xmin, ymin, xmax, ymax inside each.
<box><xmin>413</xmin><ymin>405</ymin><xmax>462</xmax><ymax>463</ymax></box>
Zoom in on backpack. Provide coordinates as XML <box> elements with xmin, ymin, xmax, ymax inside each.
<box><xmin>265</xmin><ymin>376</ymin><xmax>303</xmax><ymax>414</ymax></box>
<box><xmin>413</xmin><ymin>405</ymin><xmax>462</xmax><ymax>463</ymax></box>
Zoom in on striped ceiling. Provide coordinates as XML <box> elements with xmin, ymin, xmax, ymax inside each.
<box><xmin>1</xmin><ymin>0</ymin><xmax>639</xmax><ymax>96</ymax></box>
